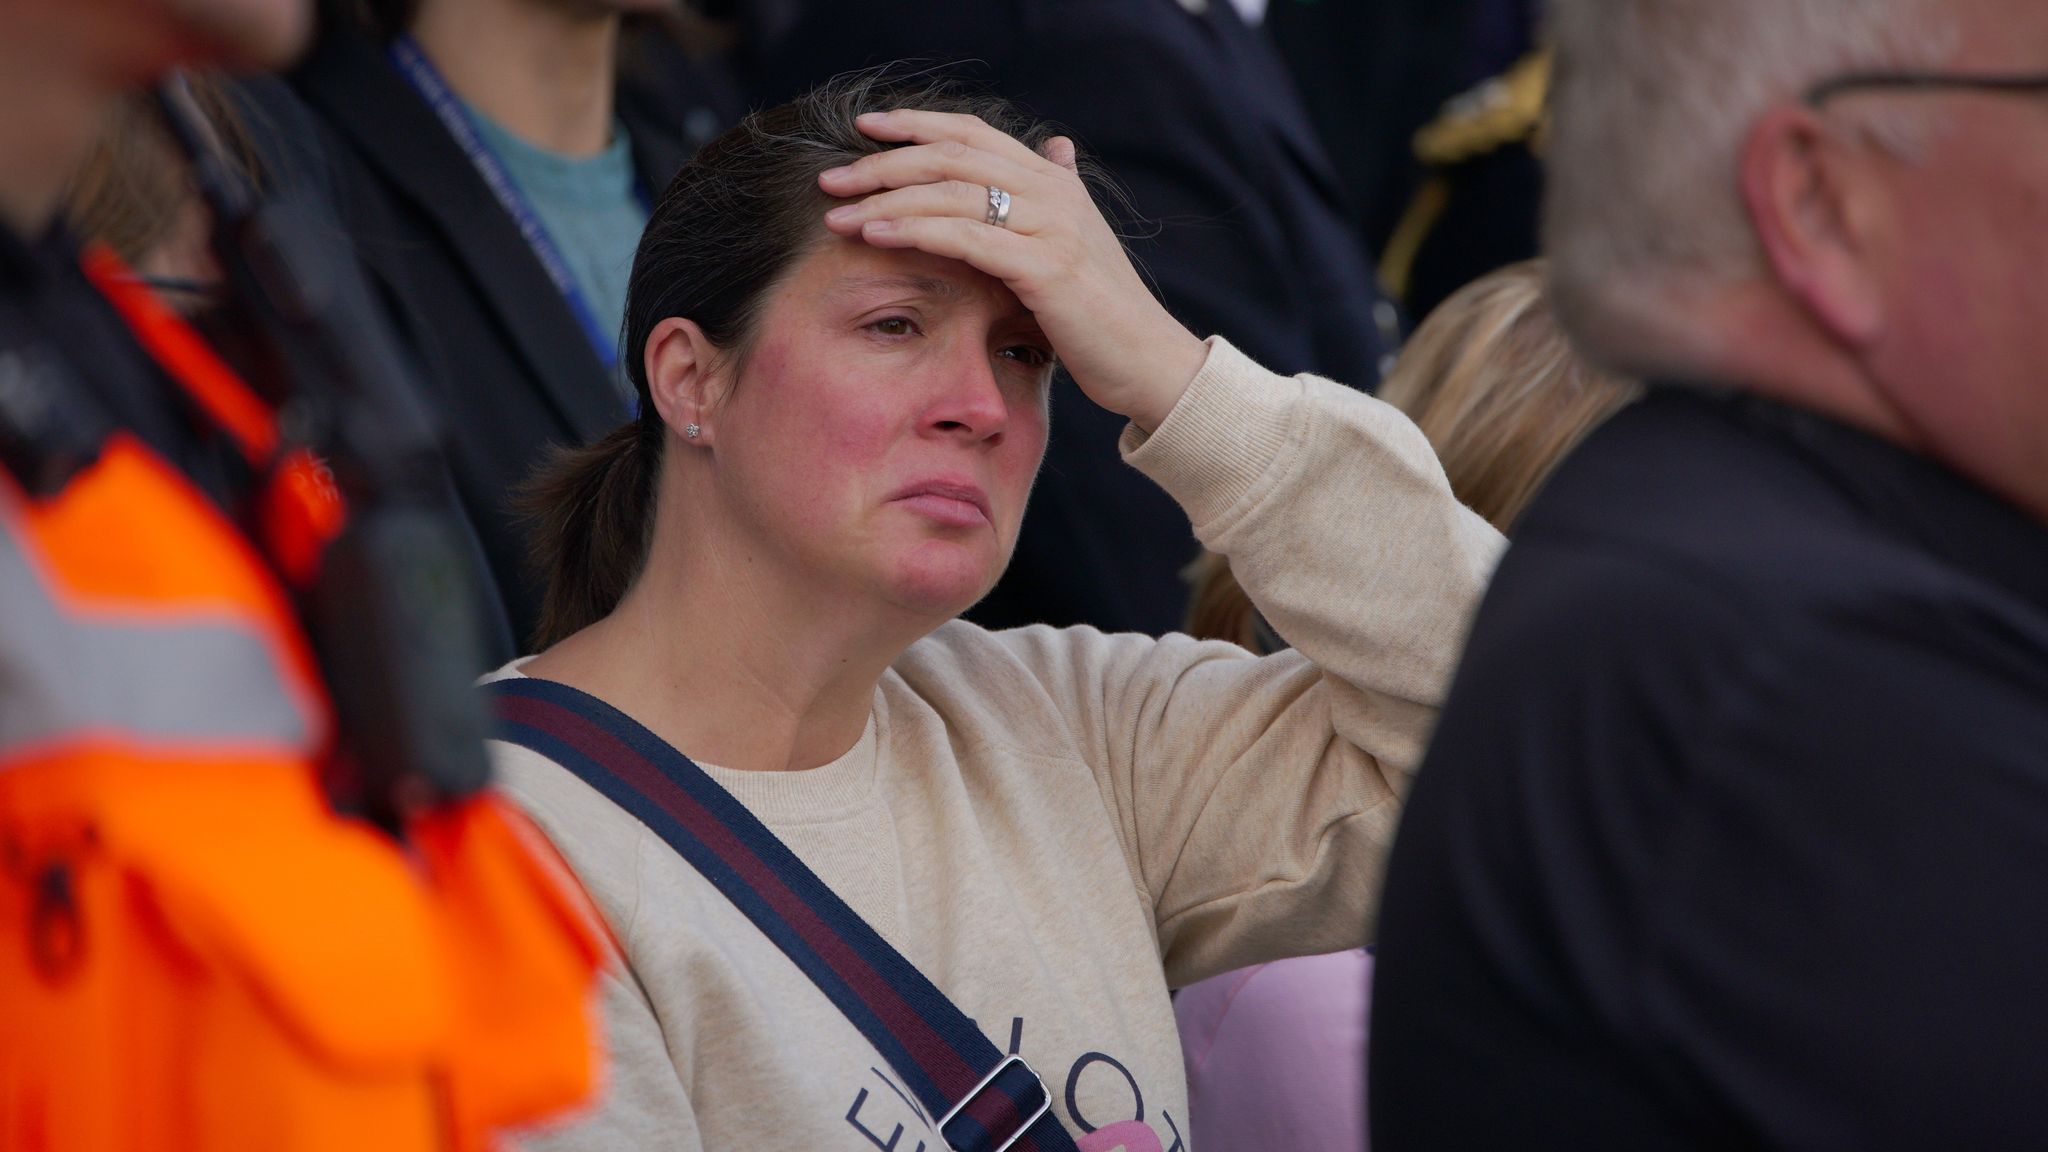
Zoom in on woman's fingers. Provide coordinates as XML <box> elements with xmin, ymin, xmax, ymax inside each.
<box><xmin>825</xmin><ymin>180</ymin><xmax>1045</xmax><ymax>238</ymax></box>
<box><xmin>852</xmin><ymin>215</ymin><xmax>1038</xmax><ymax>287</ymax></box>
<box><xmin>819</xmin><ymin>141</ymin><xmax>1050</xmax><ymax>203</ymax></box>
<box><xmin>819</xmin><ymin>110</ymin><xmax>1207</xmax><ymax>433</ymax></box>
<box><xmin>850</xmin><ymin>108</ymin><xmax>1054</xmax><ymax>172</ymax></box>
<box><xmin>1041</xmin><ymin>136</ymin><xmax>1079</xmax><ymax>173</ymax></box>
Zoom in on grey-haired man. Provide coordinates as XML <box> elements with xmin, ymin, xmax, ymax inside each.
<box><xmin>1372</xmin><ymin>0</ymin><xmax>2048</xmax><ymax>1147</ymax></box>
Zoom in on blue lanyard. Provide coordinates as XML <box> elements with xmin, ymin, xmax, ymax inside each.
<box><xmin>388</xmin><ymin>36</ymin><xmax>628</xmax><ymax>380</ymax></box>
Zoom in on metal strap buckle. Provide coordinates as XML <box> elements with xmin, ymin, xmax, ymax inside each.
<box><xmin>937</xmin><ymin>1053</ymin><xmax>1053</xmax><ymax>1152</ymax></box>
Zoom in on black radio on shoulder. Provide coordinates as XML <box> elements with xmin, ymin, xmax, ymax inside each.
<box><xmin>154</xmin><ymin>74</ymin><xmax>493</xmax><ymax>836</ymax></box>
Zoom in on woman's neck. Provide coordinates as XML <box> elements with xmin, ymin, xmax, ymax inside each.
<box><xmin>409</xmin><ymin>0</ymin><xmax>620</xmax><ymax>158</ymax></box>
<box><xmin>526</xmin><ymin>521</ymin><xmax>931</xmax><ymax>775</ymax></box>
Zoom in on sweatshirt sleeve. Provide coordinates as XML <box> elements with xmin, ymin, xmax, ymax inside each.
<box><xmin>998</xmin><ymin>336</ymin><xmax>1503</xmax><ymax>987</ymax></box>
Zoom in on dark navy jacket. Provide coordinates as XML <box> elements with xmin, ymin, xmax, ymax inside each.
<box><xmin>252</xmin><ymin>18</ymin><xmax>739</xmax><ymax>650</ymax></box>
<box><xmin>1373</xmin><ymin>388</ymin><xmax>2048</xmax><ymax>1150</ymax></box>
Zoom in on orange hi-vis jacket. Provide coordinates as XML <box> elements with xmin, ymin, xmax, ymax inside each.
<box><xmin>0</xmin><ymin>247</ymin><xmax>607</xmax><ymax>1152</ymax></box>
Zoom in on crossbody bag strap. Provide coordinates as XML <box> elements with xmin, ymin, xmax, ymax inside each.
<box><xmin>483</xmin><ymin>677</ymin><xmax>1076</xmax><ymax>1152</ymax></box>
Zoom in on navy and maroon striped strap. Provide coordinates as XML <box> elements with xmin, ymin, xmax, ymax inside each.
<box><xmin>484</xmin><ymin>676</ymin><xmax>1075</xmax><ymax>1152</ymax></box>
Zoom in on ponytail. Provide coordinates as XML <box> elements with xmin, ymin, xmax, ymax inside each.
<box><xmin>520</xmin><ymin>416</ymin><xmax>663</xmax><ymax>650</ymax></box>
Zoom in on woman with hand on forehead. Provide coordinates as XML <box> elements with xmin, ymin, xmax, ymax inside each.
<box><xmin>492</xmin><ymin>72</ymin><xmax>1500</xmax><ymax>1152</ymax></box>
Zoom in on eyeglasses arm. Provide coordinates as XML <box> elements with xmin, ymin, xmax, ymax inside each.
<box><xmin>1806</xmin><ymin>71</ymin><xmax>2048</xmax><ymax>106</ymax></box>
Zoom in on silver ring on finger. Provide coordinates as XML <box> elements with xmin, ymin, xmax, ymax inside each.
<box><xmin>985</xmin><ymin>185</ymin><xmax>1013</xmax><ymax>229</ymax></box>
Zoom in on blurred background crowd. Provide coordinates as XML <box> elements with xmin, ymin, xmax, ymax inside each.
<box><xmin>82</xmin><ymin>0</ymin><xmax>1551</xmax><ymax>651</ymax></box>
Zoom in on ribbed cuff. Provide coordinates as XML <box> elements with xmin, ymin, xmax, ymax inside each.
<box><xmin>1120</xmin><ymin>336</ymin><xmax>1306</xmax><ymax>536</ymax></box>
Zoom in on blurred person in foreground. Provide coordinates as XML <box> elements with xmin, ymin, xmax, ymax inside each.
<box><xmin>1176</xmin><ymin>260</ymin><xmax>1638</xmax><ymax>1151</ymax></box>
<box><xmin>0</xmin><ymin>3</ymin><xmax>603</xmax><ymax>1147</ymax></box>
<box><xmin>71</xmin><ymin>74</ymin><xmax>523</xmax><ymax>660</ymax></box>
<box><xmin>252</xmin><ymin>0</ymin><xmax>741</xmax><ymax>649</ymax></box>
<box><xmin>1373</xmin><ymin>0</ymin><xmax>2048</xmax><ymax>1148</ymax></box>
<box><xmin>744</xmin><ymin>0</ymin><xmax>1395</xmax><ymax>637</ymax></box>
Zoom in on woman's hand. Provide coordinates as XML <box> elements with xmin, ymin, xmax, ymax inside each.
<box><xmin>820</xmin><ymin>110</ymin><xmax>1210</xmax><ymax>434</ymax></box>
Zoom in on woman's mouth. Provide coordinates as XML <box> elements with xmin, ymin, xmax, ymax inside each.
<box><xmin>889</xmin><ymin>480</ymin><xmax>992</xmax><ymax>528</ymax></box>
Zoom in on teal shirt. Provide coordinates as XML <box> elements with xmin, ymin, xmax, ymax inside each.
<box><xmin>467</xmin><ymin>107</ymin><xmax>647</xmax><ymax>397</ymax></box>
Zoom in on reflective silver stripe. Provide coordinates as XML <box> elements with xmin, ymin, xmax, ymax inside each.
<box><xmin>0</xmin><ymin>518</ymin><xmax>313</xmax><ymax>756</ymax></box>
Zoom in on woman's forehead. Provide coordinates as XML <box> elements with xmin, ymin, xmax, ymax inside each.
<box><xmin>792</xmin><ymin>238</ymin><xmax>1030</xmax><ymax>317</ymax></box>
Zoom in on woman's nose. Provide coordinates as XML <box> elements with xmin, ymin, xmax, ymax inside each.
<box><xmin>921</xmin><ymin>344</ymin><xmax>1010</xmax><ymax>444</ymax></box>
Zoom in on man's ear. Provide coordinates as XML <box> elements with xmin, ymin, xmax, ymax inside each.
<box><xmin>1740</xmin><ymin>104</ymin><xmax>1890</xmax><ymax>348</ymax></box>
<box><xmin>644</xmin><ymin>317</ymin><xmax>727</xmax><ymax>446</ymax></box>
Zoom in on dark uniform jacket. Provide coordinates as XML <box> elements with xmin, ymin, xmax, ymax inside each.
<box><xmin>258</xmin><ymin>17</ymin><xmax>739</xmax><ymax>650</ymax></box>
<box><xmin>749</xmin><ymin>0</ymin><xmax>1390</xmax><ymax>635</ymax></box>
<box><xmin>1372</xmin><ymin>387</ymin><xmax>2048</xmax><ymax>1150</ymax></box>
<box><xmin>1269</xmin><ymin>0</ymin><xmax>1544</xmax><ymax>320</ymax></box>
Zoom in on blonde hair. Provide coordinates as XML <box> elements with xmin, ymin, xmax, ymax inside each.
<box><xmin>1376</xmin><ymin>260</ymin><xmax>1641</xmax><ymax>530</ymax></box>
<box><xmin>1184</xmin><ymin>261</ymin><xmax>1640</xmax><ymax>650</ymax></box>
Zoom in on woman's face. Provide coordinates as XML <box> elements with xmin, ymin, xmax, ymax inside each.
<box><xmin>704</xmin><ymin>237</ymin><xmax>1055</xmax><ymax>621</ymax></box>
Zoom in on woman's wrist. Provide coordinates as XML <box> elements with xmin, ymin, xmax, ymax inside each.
<box><xmin>1121</xmin><ymin>324</ymin><xmax>1213</xmax><ymax>435</ymax></box>
<box><xmin>1121</xmin><ymin>336</ymin><xmax>1304</xmax><ymax>535</ymax></box>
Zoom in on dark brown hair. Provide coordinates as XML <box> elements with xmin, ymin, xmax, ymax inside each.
<box><xmin>521</xmin><ymin>68</ymin><xmax>1063</xmax><ymax>651</ymax></box>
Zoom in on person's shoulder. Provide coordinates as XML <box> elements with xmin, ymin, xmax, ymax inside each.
<box><xmin>1469</xmin><ymin>395</ymin><xmax>1778</xmax><ymax>636</ymax></box>
<box><xmin>1453</xmin><ymin>385</ymin><xmax>2048</xmax><ymax>735</ymax></box>
<box><xmin>890</xmin><ymin>620</ymin><xmax>1247</xmax><ymax>751</ymax></box>
<box><xmin>887</xmin><ymin>621</ymin><xmax>1067</xmax><ymax>739</ymax></box>
<box><xmin>894</xmin><ymin>619</ymin><xmax>1130</xmax><ymax>706</ymax></box>
<box><xmin>1511</xmin><ymin>388</ymin><xmax>1960</xmax><ymax>621</ymax></box>
<box><xmin>898</xmin><ymin>619</ymin><xmax>1235</xmax><ymax>690</ymax></box>
<box><xmin>1522</xmin><ymin>389</ymin><xmax>1833</xmax><ymax>554</ymax></box>
<box><xmin>1436</xmin><ymin>392</ymin><xmax>1830</xmax><ymax>734</ymax></box>
<box><xmin>488</xmin><ymin>738</ymin><xmax>636</xmax><ymax>847</ymax></box>
<box><xmin>1447</xmin><ymin>506</ymin><xmax>1764</xmax><ymax>743</ymax></box>
<box><xmin>482</xmin><ymin>668</ymin><xmax>647</xmax><ymax>911</ymax></box>
<box><xmin>488</xmin><ymin>737</ymin><xmax>646</xmax><ymax>914</ymax></box>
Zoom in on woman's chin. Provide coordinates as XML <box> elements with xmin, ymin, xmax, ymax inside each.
<box><xmin>880</xmin><ymin>546</ymin><xmax>1004</xmax><ymax>621</ymax></box>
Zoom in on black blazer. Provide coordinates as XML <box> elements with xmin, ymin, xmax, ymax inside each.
<box><xmin>1269</xmin><ymin>0</ymin><xmax>1543</xmax><ymax>319</ymax></box>
<box><xmin>749</xmin><ymin>0</ymin><xmax>1390</xmax><ymax>634</ymax></box>
<box><xmin>269</xmin><ymin>18</ymin><xmax>739</xmax><ymax>650</ymax></box>
<box><xmin>1266</xmin><ymin>0</ymin><xmax>1478</xmax><ymax>259</ymax></box>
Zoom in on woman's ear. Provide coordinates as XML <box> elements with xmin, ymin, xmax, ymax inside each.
<box><xmin>1740</xmin><ymin>104</ymin><xmax>1890</xmax><ymax>348</ymax></box>
<box><xmin>645</xmin><ymin>317</ymin><xmax>727</xmax><ymax>446</ymax></box>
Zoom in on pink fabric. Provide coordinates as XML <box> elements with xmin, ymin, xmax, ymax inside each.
<box><xmin>1174</xmin><ymin>951</ymin><xmax>1372</xmax><ymax>1151</ymax></box>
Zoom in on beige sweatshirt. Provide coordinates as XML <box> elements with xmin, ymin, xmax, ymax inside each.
<box><xmin>492</xmin><ymin>338</ymin><xmax>1503</xmax><ymax>1151</ymax></box>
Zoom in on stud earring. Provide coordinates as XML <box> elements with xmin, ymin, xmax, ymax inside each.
<box><xmin>685</xmin><ymin>423</ymin><xmax>701</xmax><ymax>440</ymax></box>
